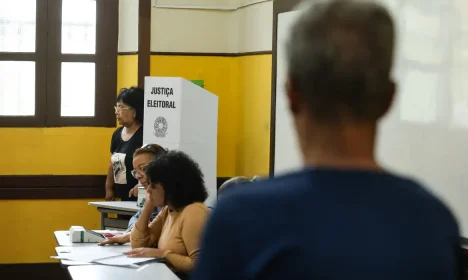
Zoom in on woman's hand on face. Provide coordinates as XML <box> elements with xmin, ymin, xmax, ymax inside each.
<box><xmin>142</xmin><ymin>191</ymin><xmax>155</xmax><ymax>211</ymax></box>
<box><xmin>128</xmin><ymin>184</ymin><xmax>139</xmax><ymax>198</ymax></box>
<box><xmin>98</xmin><ymin>235</ymin><xmax>129</xmax><ymax>246</ymax></box>
<box><xmin>124</xmin><ymin>248</ymin><xmax>164</xmax><ymax>258</ymax></box>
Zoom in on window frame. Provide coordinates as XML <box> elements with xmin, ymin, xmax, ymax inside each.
<box><xmin>0</xmin><ymin>0</ymin><xmax>118</xmax><ymax>128</ymax></box>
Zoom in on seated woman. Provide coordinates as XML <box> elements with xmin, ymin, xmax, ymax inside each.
<box><xmin>124</xmin><ymin>150</ymin><xmax>209</xmax><ymax>275</ymax></box>
<box><xmin>99</xmin><ymin>144</ymin><xmax>166</xmax><ymax>246</ymax></box>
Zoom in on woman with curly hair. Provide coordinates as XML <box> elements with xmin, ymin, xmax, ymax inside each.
<box><xmin>126</xmin><ymin>150</ymin><xmax>209</xmax><ymax>276</ymax></box>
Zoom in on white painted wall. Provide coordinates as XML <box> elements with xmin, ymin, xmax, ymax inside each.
<box><xmin>118</xmin><ymin>0</ymin><xmax>139</xmax><ymax>53</ymax></box>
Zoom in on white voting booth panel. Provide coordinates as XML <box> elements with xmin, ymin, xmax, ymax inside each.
<box><xmin>273</xmin><ymin>1</ymin><xmax>468</xmax><ymax>236</ymax></box>
<box><xmin>143</xmin><ymin>77</ymin><xmax>218</xmax><ymax>207</ymax></box>
<box><xmin>274</xmin><ymin>11</ymin><xmax>303</xmax><ymax>176</ymax></box>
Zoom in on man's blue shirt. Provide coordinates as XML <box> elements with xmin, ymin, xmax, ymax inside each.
<box><xmin>192</xmin><ymin>168</ymin><xmax>462</xmax><ymax>280</ymax></box>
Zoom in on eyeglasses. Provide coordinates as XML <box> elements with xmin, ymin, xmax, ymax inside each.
<box><xmin>114</xmin><ymin>105</ymin><xmax>131</xmax><ymax>112</ymax></box>
<box><xmin>131</xmin><ymin>164</ymin><xmax>149</xmax><ymax>178</ymax></box>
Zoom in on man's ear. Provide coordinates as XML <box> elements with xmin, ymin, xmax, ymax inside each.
<box><xmin>382</xmin><ymin>80</ymin><xmax>396</xmax><ymax>117</ymax></box>
<box><xmin>286</xmin><ymin>77</ymin><xmax>300</xmax><ymax>115</ymax></box>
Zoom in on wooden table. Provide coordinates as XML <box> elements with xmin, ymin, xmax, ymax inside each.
<box><xmin>88</xmin><ymin>201</ymin><xmax>141</xmax><ymax>230</ymax></box>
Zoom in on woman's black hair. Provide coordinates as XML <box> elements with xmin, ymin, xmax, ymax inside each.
<box><xmin>116</xmin><ymin>87</ymin><xmax>144</xmax><ymax>124</ymax></box>
<box><xmin>146</xmin><ymin>150</ymin><xmax>208</xmax><ymax>209</ymax></box>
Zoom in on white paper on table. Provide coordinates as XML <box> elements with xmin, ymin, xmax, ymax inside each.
<box><xmin>57</xmin><ymin>245</ymin><xmax>129</xmax><ymax>262</ymax></box>
<box><xmin>94</xmin><ymin>255</ymin><xmax>160</xmax><ymax>266</ymax></box>
<box><xmin>97</xmin><ymin>230</ymin><xmax>126</xmax><ymax>236</ymax></box>
<box><xmin>54</xmin><ymin>245</ymin><xmax>162</xmax><ymax>267</ymax></box>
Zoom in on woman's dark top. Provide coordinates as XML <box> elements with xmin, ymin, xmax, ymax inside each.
<box><xmin>110</xmin><ymin>126</ymin><xmax>143</xmax><ymax>201</ymax></box>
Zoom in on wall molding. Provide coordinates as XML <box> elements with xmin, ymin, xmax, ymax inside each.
<box><xmin>121</xmin><ymin>51</ymin><xmax>273</xmax><ymax>56</ymax></box>
<box><xmin>150</xmin><ymin>51</ymin><xmax>272</xmax><ymax>57</ymax></box>
<box><xmin>0</xmin><ymin>175</ymin><xmax>231</xmax><ymax>200</ymax></box>
<box><xmin>118</xmin><ymin>51</ymin><xmax>139</xmax><ymax>55</ymax></box>
<box><xmin>152</xmin><ymin>0</ymin><xmax>272</xmax><ymax>11</ymax></box>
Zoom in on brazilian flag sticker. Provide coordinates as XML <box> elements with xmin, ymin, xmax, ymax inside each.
<box><xmin>191</xmin><ymin>80</ymin><xmax>204</xmax><ymax>88</ymax></box>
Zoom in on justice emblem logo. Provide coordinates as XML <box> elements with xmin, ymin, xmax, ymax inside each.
<box><xmin>154</xmin><ymin>116</ymin><xmax>168</xmax><ymax>138</ymax></box>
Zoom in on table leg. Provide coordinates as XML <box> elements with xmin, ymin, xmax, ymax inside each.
<box><xmin>100</xmin><ymin>212</ymin><xmax>106</xmax><ymax>230</ymax></box>
<box><xmin>96</xmin><ymin>207</ymin><xmax>136</xmax><ymax>230</ymax></box>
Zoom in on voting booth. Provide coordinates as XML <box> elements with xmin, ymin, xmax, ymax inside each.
<box><xmin>143</xmin><ymin>77</ymin><xmax>218</xmax><ymax>207</ymax></box>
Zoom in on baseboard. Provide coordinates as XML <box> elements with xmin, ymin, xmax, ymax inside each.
<box><xmin>0</xmin><ymin>263</ymin><xmax>70</xmax><ymax>280</ymax></box>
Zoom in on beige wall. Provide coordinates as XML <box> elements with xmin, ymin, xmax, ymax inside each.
<box><xmin>156</xmin><ymin>0</ymin><xmax>231</xmax><ymax>6</ymax></box>
<box><xmin>151</xmin><ymin>0</ymin><xmax>273</xmax><ymax>53</ymax></box>
<box><xmin>234</xmin><ymin>1</ymin><xmax>273</xmax><ymax>53</ymax></box>
<box><xmin>119</xmin><ymin>0</ymin><xmax>139</xmax><ymax>53</ymax></box>
<box><xmin>119</xmin><ymin>0</ymin><xmax>273</xmax><ymax>53</ymax></box>
<box><xmin>151</xmin><ymin>9</ymin><xmax>235</xmax><ymax>53</ymax></box>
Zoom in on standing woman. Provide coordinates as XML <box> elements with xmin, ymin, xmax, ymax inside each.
<box><xmin>105</xmin><ymin>87</ymin><xmax>145</xmax><ymax>201</ymax></box>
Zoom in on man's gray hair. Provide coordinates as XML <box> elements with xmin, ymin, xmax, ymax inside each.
<box><xmin>287</xmin><ymin>0</ymin><xmax>395</xmax><ymax>122</ymax></box>
<box><xmin>218</xmin><ymin>176</ymin><xmax>261</xmax><ymax>197</ymax></box>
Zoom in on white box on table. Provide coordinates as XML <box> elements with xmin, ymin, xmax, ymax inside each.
<box><xmin>69</xmin><ymin>226</ymin><xmax>106</xmax><ymax>243</ymax></box>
